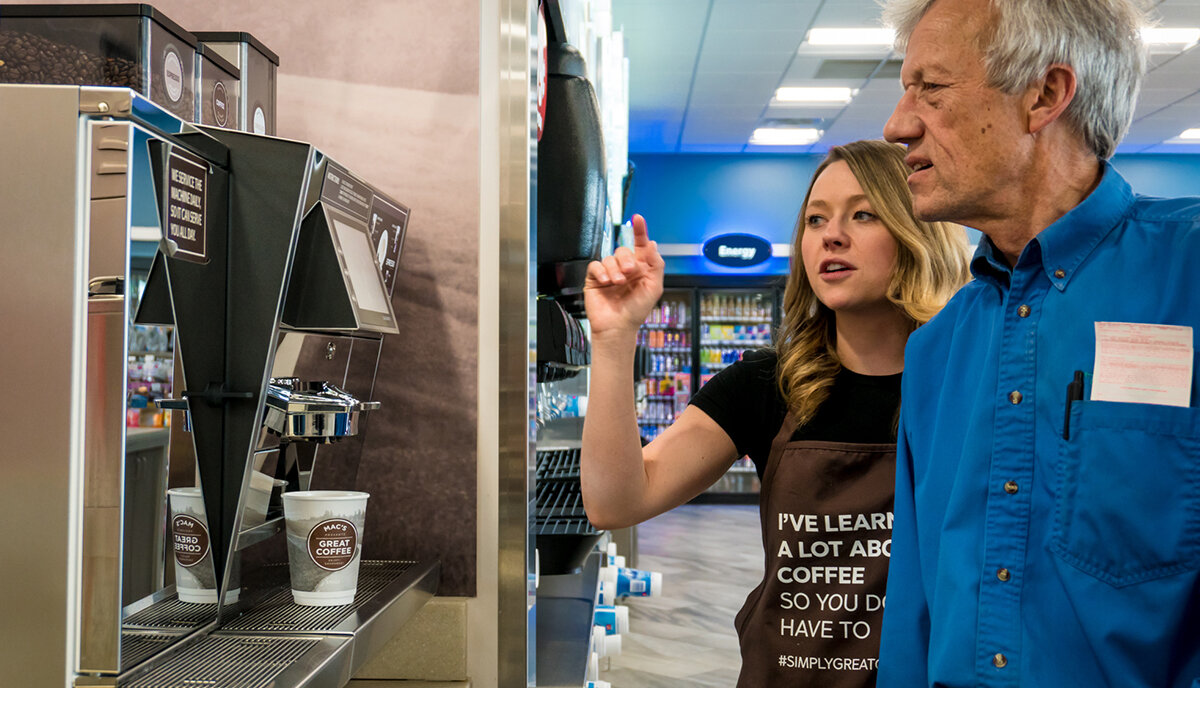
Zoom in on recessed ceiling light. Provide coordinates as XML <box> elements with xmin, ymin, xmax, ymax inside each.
<box><xmin>1178</xmin><ymin>128</ymin><xmax>1200</xmax><ymax>141</ymax></box>
<box><xmin>1141</xmin><ymin>27</ymin><xmax>1200</xmax><ymax>46</ymax></box>
<box><xmin>774</xmin><ymin>86</ymin><xmax>856</xmax><ymax>104</ymax></box>
<box><xmin>806</xmin><ymin>28</ymin><xmax>895</xmax><ymax>46</ymax></box>
<box><xmin>750</xmin><ymin>128</ymin><xmax>822</xmax><ymax>145</ymax></box>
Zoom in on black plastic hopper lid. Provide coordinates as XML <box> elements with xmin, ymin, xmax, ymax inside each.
<box><xmin>192</xmin><ymin>30</ymin><xmax>280</xmax><ymax>65</ymax></box>
<box><xmin>0</xmin><ymin>3</ymin><xmax>197</xmax><ymax>45</ymax></box>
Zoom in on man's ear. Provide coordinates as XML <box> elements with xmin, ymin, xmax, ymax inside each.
<box><xmin>1027</xmin><ymin>64</ymin><xmax>1077</xmax><ymax>135</ymax></box>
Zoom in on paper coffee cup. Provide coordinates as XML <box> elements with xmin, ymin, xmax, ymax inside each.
<box><xmin>282</xmin><ymin>491</ymin><xmax>369</xmax><ymax>606</ymax></box>
<box><xmin>168</xmin><ymin>487</ymin><xmax>241</xmax><ymax>604</ymax></box>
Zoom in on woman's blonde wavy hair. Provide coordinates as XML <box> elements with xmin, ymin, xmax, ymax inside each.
<box><xmin>775</xmin><ymin>140</ymin><xmax>972</xmax><ymax>427</ymax></box>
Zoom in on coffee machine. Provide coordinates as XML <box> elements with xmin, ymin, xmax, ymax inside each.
<box><xmin>0</xmin><ymin>83</ymin><xmax>436</xmax><ymax>688</ymax></box>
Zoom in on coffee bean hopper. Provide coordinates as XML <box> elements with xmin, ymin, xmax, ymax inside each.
<box><xmin>0</xmin><ymin>83</ymin><xmax>436</xmax><ymax>688</ymax></box>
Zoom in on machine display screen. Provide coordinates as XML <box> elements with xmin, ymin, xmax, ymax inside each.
<box><xmin>329</xmin><ymin>214</ymin><xmax>395</xmax><ymax>328</ymax></box>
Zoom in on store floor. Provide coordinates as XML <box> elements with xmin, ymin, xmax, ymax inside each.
<box><xmin>600</xmin><ymin>504</ymin><xmax>763</xmax><ymax>688</ymax></box>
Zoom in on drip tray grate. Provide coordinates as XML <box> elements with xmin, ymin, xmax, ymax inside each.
<box><xmin>120</xmin><ymin>631</ymin><xmax>187</xmax><ymax>671</ymax></box>
<box><xmin>222</xmin><ymin>560</ymin><xmax>416</xmax><ymax>634</ymax></box>
<box><xmin>124</xmin><ymin>597</ymin><xmax>220</xmax><ymax>630</ymax></box>
<box><xmin>123</xmin><ymin>635</ymin><xmax>321</xmax><ymax>688</ymax></box>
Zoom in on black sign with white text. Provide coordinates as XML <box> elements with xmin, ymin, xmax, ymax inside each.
<box><xmin>164</xmin><ymin>150</ymin><xmax>209</xmax><ymax>263</ymax></box>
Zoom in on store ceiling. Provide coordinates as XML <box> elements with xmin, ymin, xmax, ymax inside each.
<box><xmin>612</xmin><ymin>0</ymin><xmax>1200</xmax><ymax>154</ymax></box>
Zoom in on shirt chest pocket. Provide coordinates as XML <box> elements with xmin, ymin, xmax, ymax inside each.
<box><xmin>1053</xmin><ymin>400</ymin><xmax>1200</xmax><ymax>587</ymax></box>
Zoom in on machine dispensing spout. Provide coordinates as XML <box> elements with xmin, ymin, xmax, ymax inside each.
<box><xmin>263</xmin><ymin>378</ymin><xmax>380</xmax><ymax>444</ymax></box>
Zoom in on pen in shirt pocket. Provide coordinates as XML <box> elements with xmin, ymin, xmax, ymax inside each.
<box><xmin>1063</xmin><ymin>370</ymin><xmax>1086</xmax><ymax>440</ymax></box>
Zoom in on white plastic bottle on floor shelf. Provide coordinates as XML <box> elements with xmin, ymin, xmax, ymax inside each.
<box><xmin>585</xmin><ymin>680</ymin><xmax>612</xmax><ymax>688</ymax></box>
<box><xmin>593</xmin><ymin>604</ymin><xmax>630</xmax><ymax>635</ymax></box>
<box><xmin>597</xmin><ymin>580</ymin><xmax>616</xmax><ymax>606</ymax></box>
<box><xmin>619</xmin><ymin>567</ymin><xmax>662</xmax><ymax>597</ymax></box>
<box><xmin>591</xmin><ymin>625</ymin><xmax>623</xmax><ymax>657</ymax></box>
<box><xmin>599</xmin><ymin>565</ymin><xmax>664</xmax><ymax>598</ymax></box>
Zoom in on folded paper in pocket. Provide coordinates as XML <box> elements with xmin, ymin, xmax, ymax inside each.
<box><xmin>1092</xmin><ymin>321</ymin><xmax>1192</xmax><ymax>407</ymax></box>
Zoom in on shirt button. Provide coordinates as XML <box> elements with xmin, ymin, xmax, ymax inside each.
<box><xmin>993</xmin><ymin>653</ymin><xmax>1008</xmax><ymax>668</ymax></box>
<box><xmin>1004</xmin><ymin>480</ymin><xmax>1019</xmax><ymax>494</ymax></box>
<box><xmin>997</xmin><ymin>568</ymin><xmax>1011</xmax><ymax>582</ymax></box>
<box><xmin>1018</xmin><ymin>304</ymin><xmax>1031</xmax><ymax>318</ymax></box>
<box><xmin>1009</xmin><ymin>391</ymin><xmax>1023</xmax><ymax>405</ymax></box>
<box><xmin>1054</xmin><ymin>269</ymin><xmax>1066</xmax><ymax>279</ymax></box>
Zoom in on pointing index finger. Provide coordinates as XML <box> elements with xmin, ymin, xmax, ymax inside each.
<box><xmin>631</xmin><ymin>214</ymin><xmax>650</xmax><ymax>247</ymax></box>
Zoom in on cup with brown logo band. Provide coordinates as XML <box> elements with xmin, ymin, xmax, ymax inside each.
<box><xmin>167</xmin><ymin>487</ymin><xmax>241</xmax><ymax>604</ymax></box>
<box><xmin>281</xmin><ymin>491</ymin><xmax>369</xmax><ymax>606</ymax></box>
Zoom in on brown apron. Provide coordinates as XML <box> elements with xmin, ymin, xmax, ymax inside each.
<box><xmin>734</xmin><ymin>414</ymin><xmax>896</xmax><ymax>687</ymax></box>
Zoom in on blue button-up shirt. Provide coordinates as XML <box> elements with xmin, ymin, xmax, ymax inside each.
<box><xmin>878</xmin><ymin>163</ymin><xmax>1200</xmax><ymax>687</ymax></box>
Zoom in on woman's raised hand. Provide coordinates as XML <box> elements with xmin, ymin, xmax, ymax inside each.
<box><xmin>584</xmin><ymin>214</ymin><xmax>665</xmax><ymax>337</ymax></box>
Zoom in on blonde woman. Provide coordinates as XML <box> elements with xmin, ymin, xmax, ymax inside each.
<box><xmin>580</xmin><ymin>140</ymin><xmax>971</xmax><ymax>687</ymax></box>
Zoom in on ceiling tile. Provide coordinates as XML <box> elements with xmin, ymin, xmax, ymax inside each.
<box><xmin>682</xmin><ymin>116</ymin><xmax>762</xmax><ymax>143</ymax></box>
<box><xmin>703</xmin><ymin>29</ymin><xmax>808</xmax><ymax>55</ymax></box>
<box><xmin>690</xmin><ymin>74</ymin><xmax>785</xmax><ymax>104</ymax></box>
<box><xmin>707</xmin><ymin>0</ymin><xmax>822</xmax><ymax>33</ymax></box>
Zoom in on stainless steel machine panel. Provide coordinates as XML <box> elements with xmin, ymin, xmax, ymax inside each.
<box><xmin>80</xmin><ymin>292</ymin><xmax>127</xmax><ymax>673</ymax></box>
<box><xmin>0</xmin><ymin>85</ymin><xmax>219</xmax><ymax>686</ymax></box>
<box><xmin>0</xmin><ymin>84</ymin><xmax>89</xmax><ymax>688</ymax></box>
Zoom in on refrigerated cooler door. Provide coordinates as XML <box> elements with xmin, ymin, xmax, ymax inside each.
<box><xmin>698</xmin><ymin>288</ymin><xmax>777</xmax><ymax>495</ymax></box>
<box><xmin>634</xmin><ymin>289</ymin><xmax>693</xmax><ymax>444</ymax></box>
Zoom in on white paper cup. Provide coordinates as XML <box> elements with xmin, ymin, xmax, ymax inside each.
<box><xmin>168</xmin><ymin>487</ymin><xmax>241</xmax><ymax>604</ymax></box>
<box><xmin>282</xmin><ymin>491</ymin><xmax>369</xmax><ymax>606</ymax></box>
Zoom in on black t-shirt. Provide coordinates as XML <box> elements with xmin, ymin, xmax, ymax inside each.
<box><xmin>689</xmin><ymin>349</ymin><xmax>902</xmax><ymax>477</ymax></box>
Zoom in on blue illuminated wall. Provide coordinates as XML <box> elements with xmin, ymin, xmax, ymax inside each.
<box><xmin>1110</xmin><ymin>154</ymin><xmax>1200</xmax><ymax>197</ymax></box>
<box><xmin>623</xmin><ymin>153</ymin><xmax>824</xmax><ymax>277</ymax></box>
<box><xmin>625</xmin><ymin>151</ymin><xmax>1200</xmax><ymax>278</ymax></box>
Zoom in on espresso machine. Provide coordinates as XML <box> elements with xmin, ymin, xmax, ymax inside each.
<box><xmin>0</xmin><ymin>83</ymin><xmax>436</xmax><ymax>688</ymax></box>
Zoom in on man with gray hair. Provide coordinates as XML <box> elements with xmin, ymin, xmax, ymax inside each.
<box><xmin>878</xmin><ymin>0</ymin><xmax>1200</xmax><ymax>687</ymax></box>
